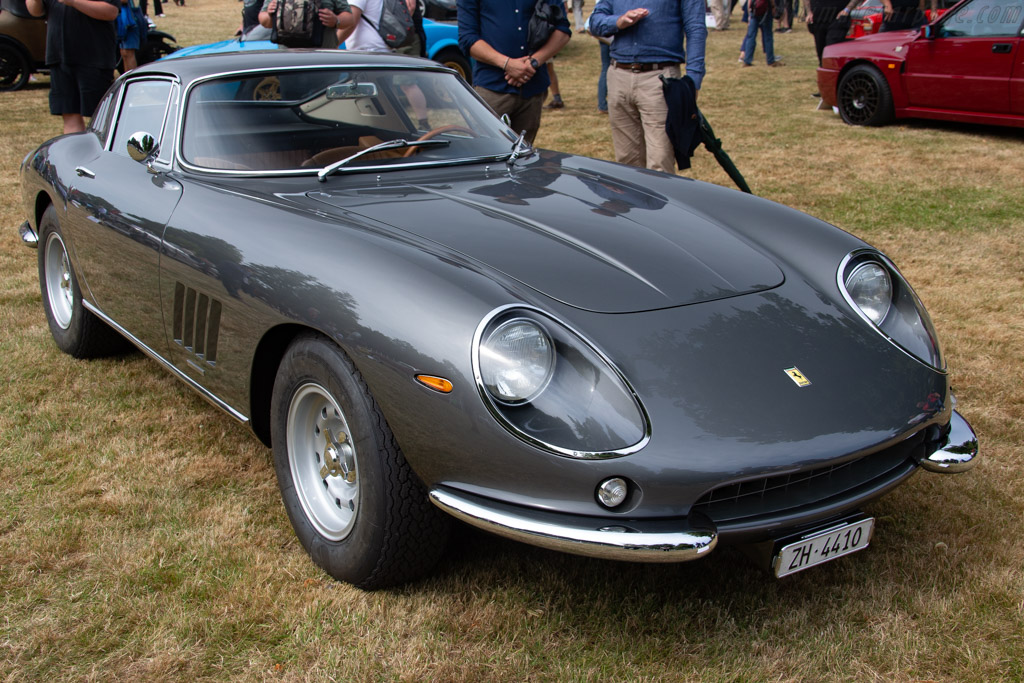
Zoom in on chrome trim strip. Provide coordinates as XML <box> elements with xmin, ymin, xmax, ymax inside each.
<box><xmin>19</xmin><ymin>221</ymin><xmax>38</xmax><ymax>248</ymax></box>
<box><xmin>82</xmin><ymin>300</ymin><xmax>249</xmax><ymax>424</ymax></box>
<box><xmin>920</xmin><ymin>410</ymin><xmax>979</xmax><ymax>474</ymax></box>
<box><xmin>471</xmin><ymin>303</ymin><xmax>652</xmax><ymax>460</ymax></box>
<box><xmin>429</xmin><ymin>487</ymin><xmax>718</xmax><ymax>563</ymax></box>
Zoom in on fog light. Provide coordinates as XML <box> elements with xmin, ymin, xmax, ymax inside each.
<box><xmin>597</xmin><ymin>477</ymin><xmax>628</xmax><ymax>509</ymax></box>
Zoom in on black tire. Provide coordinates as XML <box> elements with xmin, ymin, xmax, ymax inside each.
<box><xmin>270</xmin><ymin>333</ymin><xmax>450</xmax><ymax>589</ymax></box>
<box><xmin>837</xmin><ymin>64</ymin><xmax>894</xmax><ymax>127</ymax></box>
<box><xmin>0</xmin><ymin>42</ymin><xmax>30</xmax><ymax>92</ymax></box>
<box><xmin>432</xmin><ymin>46</ymin><xmax>472</xmax><ymax>85</ymax></box>
<box><xmin>37</xmin><ymin>205</ymin><xmax>128</xmax><ymax>358</ymax></box>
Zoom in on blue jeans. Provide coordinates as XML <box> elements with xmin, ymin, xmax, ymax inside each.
<box><xmin>741</xmin><ymin>13</ymin><xmax>776</xmax><ymax>65</ymax></box>
<box><xmin>597</xmin><ymin>41</ymin><xmax>610</xmax><ymax>112</ymax></box>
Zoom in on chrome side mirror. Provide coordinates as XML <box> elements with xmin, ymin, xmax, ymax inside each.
<box><xmin>127</xmin><ymin>131</ymin><xmax>159</xmax><ymax>163</ymax></box>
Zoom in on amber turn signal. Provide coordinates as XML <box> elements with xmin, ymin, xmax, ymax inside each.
<box><xmin>415</xmin><ymin>375</ymin><xmax>453</xmax><ymax>393</ymax></box>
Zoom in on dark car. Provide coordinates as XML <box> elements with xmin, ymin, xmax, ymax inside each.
<box><xmin>0</xmin><ymin>0</ymin><xmax>44</xmax><ymax>91</ymax></box>
<box><xmin>819</xmin><ymin>0</ymin><xmax>1024</xmax><ymax>127</ymax></box>
<box><xmin>0</xmin><ymin>0</ymin><xmax>178</xmax><ymax>91</ymax></box>
<box><xmin>19</xmin><ymin>50</ymin><xmax>978</xmax><ymax>589</ymax></box>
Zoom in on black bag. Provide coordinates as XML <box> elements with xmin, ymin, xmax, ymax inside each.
<box><xmin>360</xmin><ymin>0</ymin><xmax>415</xmax><ymax>49</ymax></box>
<box><xmin>752</xmin><ymin>0</ymin><xmax>770</xmax><ymax>18</ymax></box>
<box><xmin>527</xmin><ymin>0</ymin><xmax>565</xmax><ymax>53</ymax></box>
<box><xmin>271</xmin><ymin>0</ymin><xmax>324</xmax><ymax>48</ymax></box>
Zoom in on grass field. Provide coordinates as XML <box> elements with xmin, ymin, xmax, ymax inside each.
<box><xmin>2</xmin><ymin>3</ymin><xmax>1023</xmax><ymax>680</ymax></box>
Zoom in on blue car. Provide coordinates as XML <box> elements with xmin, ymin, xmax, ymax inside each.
<box><xmin>164</xmin><ymin>18</ymin><xmax>471</xmax><ymax>84</ymax></box>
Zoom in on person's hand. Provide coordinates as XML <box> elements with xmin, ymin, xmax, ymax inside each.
<box><xmin>319</xmin><ymin>7</ymin><xmax>338</xmax><ymax>26</ymax></box>
<box><xmin>881</xmin><ymin>0</ymin><xmax>893</xmax><ymax>18</ymax></box>
<box><xmin>616</xmin><ymin>7</ymin><xmax>649</xmax><ymax>29</ymax></box>
<box><xmin>503</xmin><ymin>56</ymin><xmax>535</xmax><ymax>87</ymax></box>
<box><xmin>266</xmin><ymin>0</ymin><xmax>277</xmax><ymax>12</ymax></box>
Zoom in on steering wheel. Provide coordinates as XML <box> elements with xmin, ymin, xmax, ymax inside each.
<box><xmin>402</xmin><ymin>125</ymin><xmax>477</xmax><ymax>157</ymax></box>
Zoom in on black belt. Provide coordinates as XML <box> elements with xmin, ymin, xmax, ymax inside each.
<box><xmin>612</xmin><ymin>60</ymin><xmax>677</xmax><ymax>72</ymax></box>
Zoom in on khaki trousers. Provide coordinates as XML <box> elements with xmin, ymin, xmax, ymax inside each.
<box><xmin>606</xmin><ymin>63</ymin><xmax>681</xmax><ymax>175</ymax></box>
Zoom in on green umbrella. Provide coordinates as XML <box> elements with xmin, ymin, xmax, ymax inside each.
<box><xmin>698</xmin><ymin>110</ymin><xmax>752</xmax><ymax>194</ymax></box>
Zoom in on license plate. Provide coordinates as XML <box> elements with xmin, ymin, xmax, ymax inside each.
<box><xmin>773</xmin><ymin>517</ymin><xmax>875</xmax><ymax>578</ymax></box>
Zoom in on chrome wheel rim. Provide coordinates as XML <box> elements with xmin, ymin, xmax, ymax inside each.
<box><xmin>44</xmin><ymin>232</ymin><xmax>74</xmax><ymax>330</ymax></box>
<box><xmin>287</xmin><ymin>382</ymin><xmax>359</xmax><ymax>541</ymax></box>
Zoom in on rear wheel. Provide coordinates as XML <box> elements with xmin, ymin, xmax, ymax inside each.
<box><xmin>270</xmin><ymin>334</ymin><xmax>450</xmax><ymax>589</ymax></box>
<box><xmin>837</xmin><ymin>64</ymin><xmax>893</xmax><ymax>126</ymax></box>
<box><xmin>432</xmin><ymin>46</ymin><xmax>472</xmax><ymax>85</ymax></box>
<box><xmin>0</xmin><ymin>43</ymin><xmax>30</xmax><ymax>92</ymax></box>
<box><xmin>37</xmin><ymin>206</ymin><xmax>126</xmax><ymax>358</ymax></box>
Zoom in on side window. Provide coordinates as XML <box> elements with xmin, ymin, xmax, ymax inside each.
<box><xmin>939</xmin><ymin>0</ymin><xmax>1024</xmax><ymax>37</ymax></box>
<box><xmin>89</xmin><ymin>83</ymin><xmax>120</xmax><ymax>146</ymax></box>
<box><xmin>110</xmin><ymin>79</ymin><xmax>173</xmax><ymax>158</ymax></box>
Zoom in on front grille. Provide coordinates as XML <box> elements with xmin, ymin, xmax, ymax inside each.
<box><xmin>692</xmin><ymin>429</ymin><xmax>935</xmax><ymax>523</ymax></box>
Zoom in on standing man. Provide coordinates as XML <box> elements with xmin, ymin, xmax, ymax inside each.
<box><xmin>260</xmin><ymin>0</ymin><xmax>351</xmax><ymax>49</ymax></box>
<box><xmin>26</xmin><ymin>0</ymin><xmax>120</xmax><ymax>135</ymax></box>
<box><xmin>590</xmin><ymin>0</ymin><xmax>706</xmax><ymax>174</ymax></box>
<box><xmin>457</xmin><ymin>0</ymin><xmax>571</xmax><ymax>144</ymax></box>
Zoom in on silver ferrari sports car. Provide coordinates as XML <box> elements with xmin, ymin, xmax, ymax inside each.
<box><xmin>19</xmin><ymin>50</ymin><xmax>978</xmax><ymax>589</ymax></box>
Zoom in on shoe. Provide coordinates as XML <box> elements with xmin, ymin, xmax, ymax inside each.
<box><xmin>811</xmin><ymin>91</ymin><xmax>820</xmax><ymax>97</ymax></box>
<box><xmin>597</xmin><ymin>108</ymin><xmax>608</xmax><ymax>114</ymax></box>
<box><xmin>156</xmin><ymin>12</ymin><xmax>165</xmax><ymax>16</ymax></box>
<box><xmin>545</xmin><ymin>97</ymin><xmax>565</xmax><ymax>109</ymax></box>
<box><xmin>769</xmin><ymin>59</ymin><xmax>785</xmax><ymax>67</ymax></box>
<box><xmin>742</xmin><ymin>62</ymin><xmax>753</xmax><ymax>67</ymax></box>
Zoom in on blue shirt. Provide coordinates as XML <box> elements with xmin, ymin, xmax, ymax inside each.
<box><xmin>458</xmin><ymin>0</ymin><xmax>572</xmax><ymax>98</ymax></box>
<box><xmin>590</xmin><ymin>0</ymin><xmax>707</xmax><ymax>89</ymax></box>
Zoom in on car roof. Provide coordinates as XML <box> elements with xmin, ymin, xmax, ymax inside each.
<box><xmin>134</xmin><ymin>49</ymin><xmax>442</xmax><ymax>86</ymax></box>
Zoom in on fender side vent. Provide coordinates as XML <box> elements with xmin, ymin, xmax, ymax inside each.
<box><xmin>173</xmin><ymin>282</ymin><xmax>222</xmax><ymax>366</ymax></box>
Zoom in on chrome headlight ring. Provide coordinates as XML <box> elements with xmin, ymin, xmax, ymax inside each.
<box><xmin>838</xmin><ymin>250</ymin><xmax>945</xmax><ymax>372</ymax></box>
<box><xmin>472</xmin><ymin>304</ymin><xmax>651</xmax><ymax>459</ymax></box>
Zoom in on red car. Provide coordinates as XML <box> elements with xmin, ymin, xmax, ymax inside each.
<box><xmin>818</xmin><ymin>0</ymin><xmax>1024</xmax><ymax>127</ymax></box>
<box><xmin>844</xmin><ymin>0</ymin><xmax>953</xmax><ymax>39</ymax></box>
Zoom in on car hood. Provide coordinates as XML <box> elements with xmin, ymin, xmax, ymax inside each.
<box><xmin>305</xmin><ymin>159</ymin><xmax>784</xmax><ymax>313</ymax></box>
<box><xmin>827</xmin><ymin>28</ymin><xmax>918</xmax><ymax>59</ymax></box>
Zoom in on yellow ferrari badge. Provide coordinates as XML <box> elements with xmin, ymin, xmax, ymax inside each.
<box><xmin>784</xmin><ymin>367</ymin><xmax>812</xmax><ymax>387</ymax></box>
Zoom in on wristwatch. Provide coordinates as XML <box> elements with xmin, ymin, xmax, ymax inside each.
<box><xmin>529</xmin><ymin>58</ymin><xmax>540</xmax><ymax>70</ymax></box>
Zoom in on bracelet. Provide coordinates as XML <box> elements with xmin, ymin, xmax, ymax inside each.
<box><xmin>502</xmin><ymin>56</ymin><xmax>510</xmax><ymax>71</ymax></box>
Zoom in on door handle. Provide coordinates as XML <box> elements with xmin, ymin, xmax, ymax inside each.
<box><xmin>75</xmin><ymin>166</ymin><xmax>96</xmax><ymax>178</ymax></box>
<box><xmin>992</xmin><ymin>43</ymin><xmax>1012</xmax><ymax>54</ymax></box>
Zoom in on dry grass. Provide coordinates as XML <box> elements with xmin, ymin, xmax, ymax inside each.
<box><xmin>2</xmin><ymin>3</ymin><xmax>1024</xmax><ymax>680</ymax></box>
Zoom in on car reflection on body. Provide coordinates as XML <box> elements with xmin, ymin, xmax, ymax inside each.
<box><xmin>19</xmin><ymin>50</ymin><xmax>978</xmax><ymax>589</ymax></box>
<box><xmin>820</xmin><ymin>0</ymin><xmax>1024</xmax><ymax>127</ymax></box>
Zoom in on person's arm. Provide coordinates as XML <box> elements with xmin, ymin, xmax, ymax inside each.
<box><xmin>681</xmin><ymin>0</ymin><xmax>707</xmax><ymax>89</ymax></box>
<box><xmin>336</xmin><ymin>2</ymin><xmax>359</xmax><ymax>42</ymax></box>
<box><xmin>258</xmin><ymin>0</ymin><xmax>275</xmax><ymax>28</ymax></box>
<box><xmin>52</xmin><ymin>0</ymin><xmax>118</xmax><ymax>20</ymax></box>
<box><xmin>588</xmin><ymin>0</ymin><xmax>623</xmax><ymax>37</ymax></box>
<box><xmin>26</xmin><ymin>0</ymin><xmax>45</xmax><ymax>17</ymax></box>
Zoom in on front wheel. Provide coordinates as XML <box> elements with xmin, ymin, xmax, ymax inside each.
<box><xmin>270</xmin><ymin>334</ymin><xmax>450</xmax><ymax>589</ymax></box>
<box><xmin>37</xmin><ymin>205</ymin><xmax>127</xmax><ymax>358</ymax></box>
<box><xmin>836</xmin><ymin>64</ymin><xmax>893</xmax><ymax>127</ymax></box>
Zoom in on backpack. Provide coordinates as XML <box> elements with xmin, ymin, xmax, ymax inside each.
<box><xmin>360</xmin><ymin>0</ymin><xmax>415</xmax><ymax>49</ymax></box>
<box><xmin>752</xmin><ymin>0</ymin><xmax>771</xmax><ymax>18</ymax></box>
<box><xmin>271</xmin><ymin>0</ymin><xmax>324</xmax><ymax>48</ymax></box>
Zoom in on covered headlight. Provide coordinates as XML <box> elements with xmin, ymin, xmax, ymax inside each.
<box><xmin>844</xmin><ymin>261</ymin><xmax>891</xmax><ymax>325</ymax></box>
<box><xmin>473</xmin><ymin>306</ymin><xmax>650</xmax><ymax>459</ymax></box>
<box><xmin>479</xmin><ymin>318</ymin><xmax>555</xmax><ymax>404</ymax></box>
<box><xmin>839</xmin><ymin>251</ymin><xmax>944</xmax><ymax>370</ymax></box>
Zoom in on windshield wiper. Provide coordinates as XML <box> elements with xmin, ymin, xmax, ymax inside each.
<box><xmin>318</xmin><ymin>138</ymin><xmax>450</xmax><ymax>182</ymax></box>
<box><xmin>506</xmin><ymin>131</ymin><xmax>533</xmax><ymax>167</ymax></box>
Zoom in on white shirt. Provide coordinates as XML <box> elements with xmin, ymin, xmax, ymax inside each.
<box><xmin>347</xmin><ymin>0</ymin><xmax>389</xmax><ymax>51</ymax></box>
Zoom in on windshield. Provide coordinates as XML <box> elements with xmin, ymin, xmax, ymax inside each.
<box><xmin>180</xmin><ymin>67</ymin><xmax>518</xmax><ymax>173</ymax></box>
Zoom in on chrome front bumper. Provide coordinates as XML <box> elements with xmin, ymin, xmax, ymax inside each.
<box><xmin>19</xmin><ymin>221</ymin><xmax>38</xmax><ymax>248</ymax></box>
<box><xmin>917</xmin><ymin>410</ymin><xmax>979</xmax><ymax>474</ymax></box>
<box><xmin>429</xmin><ymin>487</ymin><xmax>718</xmax><ymax>563</ymax></box>
<box><xmin>430</xmin><ymin>411</ymin><xmax>978</xmax><ymax>563</ymax></box>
